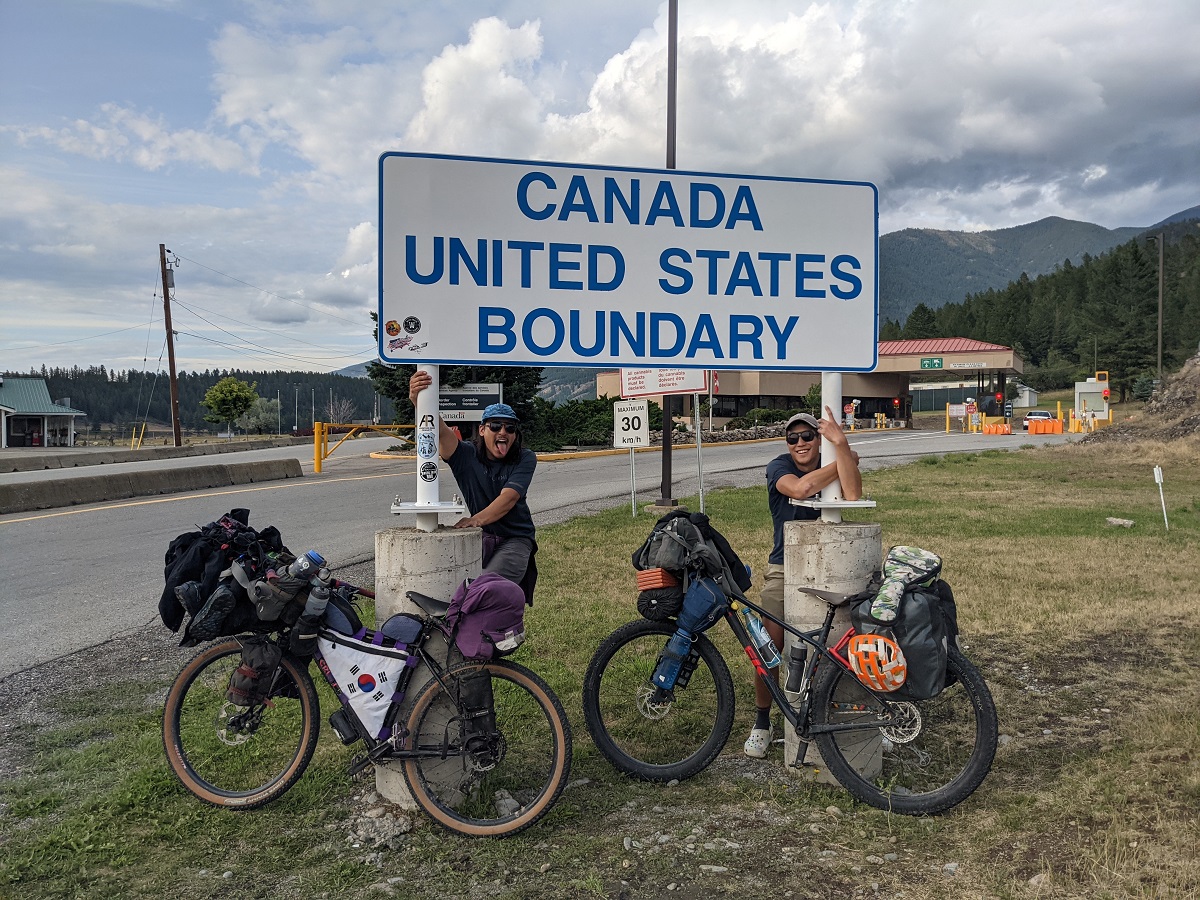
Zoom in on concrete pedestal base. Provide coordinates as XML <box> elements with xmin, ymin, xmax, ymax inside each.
<box><xmin>373</xmin><ymin>525</ymin><xmax>481</xmax><ymax>807</ymax></box>
<box><xmin>781</xmin><ymin>521</ymin><xmax>881</xmax><ymax>784</ymax></box>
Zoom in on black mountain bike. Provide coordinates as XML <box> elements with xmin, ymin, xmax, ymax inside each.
<box><xmin>582</xmin><ymin>585</ymin><xmax>997</xmax><ymax>815</ymax></box>
<box><xmin>163</xmin><ymin>584</ymin><xmax>571</xmax><ymax>837</ymax></box>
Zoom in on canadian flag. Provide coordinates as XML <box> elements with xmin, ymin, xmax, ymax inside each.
<box><xmin>712</xmin><ymin>372</ymin><xmax>719</xmax><ymax>395</ymax></box>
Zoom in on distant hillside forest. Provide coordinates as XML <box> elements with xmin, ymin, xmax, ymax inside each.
<box><xmin>5</xmin><ymin>367</ymin><xmax>393</xmax><ymax>433</ymax></box>
<box><xmin>883</xmin><ymin>221</ymin><xmax>1200</xmax><ymax>398</ymax></box>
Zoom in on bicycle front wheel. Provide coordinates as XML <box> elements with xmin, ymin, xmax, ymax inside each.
<box><xmin>581</xmin><ymin>619</ymin><xmax>734</xmax><ymax>783</ymax></box>
<box><xmin>402</xmin><ymin>659</ymin><xmax>572</xmax><ymax>837</ymax></box>
<box><xmin>811</xmin><ymin>646</ymin><xmax>998</xmax><ymax>815</ymax></box>
<box><xmin>163</xmin><ymin>638</ymin><xmax>320</xmax><ymax>809</ymax></box>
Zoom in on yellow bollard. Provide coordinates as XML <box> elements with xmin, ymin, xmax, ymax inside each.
<box><xmin>314</xmin><ymin>422</ymin><xmax>323</xmax><ymax>473</ymax></box>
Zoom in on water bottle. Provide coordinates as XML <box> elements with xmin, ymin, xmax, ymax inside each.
<box><xmin>784</xmin><ymin>644</ymin><xmax>808</xmax><ymax>703</ymax></box>
<box><xmin>741</xmin><ymin>606</ymin><xmax>780</xmax><ymax>668</ymax></box>
<box><xmin>288</xmin><ymin>550</ymin><xmax>327</xmax><ymax>582</ymax></box>
<box><xmin>651</xmin><ymin>629</ymin><xmax>693</xmax><ymax>691</ymax></box>
<box><xmin>303</xmin><ymin>574</ymin><xmax>330</xmax><ymax>618</ymax></box>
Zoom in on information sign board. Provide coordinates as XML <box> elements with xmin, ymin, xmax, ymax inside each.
<box><xmin>620</xmin><ymin>368</ymin><xmax>708</xmax><ymax>398</ymax></box>
<box><xmin>438</xmin><ymin>384</ymin><xmax>502</xmax><ymax>422</ymax></box>
<box><xmin>379</xmin><ymin>153</ymin><xmax>878</xmax><ymax>371</ymax></box>
<box><xmin>613</xmin><ymin>399</ymin><xmax>650</xmax><ymax>448</ymax></box>
<box><xmin>920</xmin><ymin>357</ymin><xmax>943</xmax><ymax>369</ymax></box>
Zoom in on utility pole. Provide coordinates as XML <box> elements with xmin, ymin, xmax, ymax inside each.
<box><xmin>159</xmin><ymin>244</ymin><xmax>183</xmax><ymax>447</ymax></box>
<box><xmin>657</xmin><ymin>0</ymin><xmax>679</xmax><ymax>508</ymax></box>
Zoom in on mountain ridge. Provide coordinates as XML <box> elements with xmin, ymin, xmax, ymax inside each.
<box><xmin>339</xmin><ymin>203</ymin><xmax>1200</xmax><ymax>399</ymax></box>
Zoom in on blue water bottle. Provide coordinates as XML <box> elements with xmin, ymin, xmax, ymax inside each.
<box><xmin>741</xmin><ymin>606</ymin><xmax>781</xmax><ymax>668</ymax></box>
<box><xmin>651</xmin><ymin>628</ymin><xmax>693</xmax><ymax>691</ymax></box>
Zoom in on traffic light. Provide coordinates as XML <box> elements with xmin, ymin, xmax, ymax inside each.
<box><xmin>892</xmin><ymin>398</ymin><xmax>900</xmax><ymax>409</ymax></box>
<box><xmin>1102</xmin><ymin>387</ymin><xmax>1110</xmax><ymax>401</ymax></box>
<box><xmin>994</xmin><ymin>392</ymin><xmax>1003</xmax><ymax>404</ymax></box>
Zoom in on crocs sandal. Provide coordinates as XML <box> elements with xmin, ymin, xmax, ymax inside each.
<box><xmin>743</xmin><ymin>726</ymin><xmax>772</xmax><ymax>759</ymax></box>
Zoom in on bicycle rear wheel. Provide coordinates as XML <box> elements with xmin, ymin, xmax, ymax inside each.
<box><xmin>402</xmin><ymin>659</ymin><xmax>572</xmax><ymax>837</ymax></box>
<box><xmin>811</xmin><ymin>646</ymin><xmax>997</xmax><ymax>814</ymax></box>
<box><xmin>581</xmin><ymin>619</ymin><xmax>734</xmax><ymax>783</ymax></box>
<box><xmin>163</xmin><ymin>638</ymin><xmax>320</xmax><ymax>809</ymax></box>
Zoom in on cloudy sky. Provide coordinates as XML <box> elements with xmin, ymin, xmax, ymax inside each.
<box><xmin>2</xmin><ymin>0</ymin><xmax>1197</xmax><ymax>375</ymax></box>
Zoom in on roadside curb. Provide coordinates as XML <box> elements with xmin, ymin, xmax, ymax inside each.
<box><xmin>0</xmin><ymin>459</ymin><xmax>304</xmax><ymax>515</ymax></box>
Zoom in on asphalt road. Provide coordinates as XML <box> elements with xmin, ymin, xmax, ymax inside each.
<box><xmin>0</xmin><ymin>427</ymin><xmax>1073</xmax><ymax>678</ymax></box>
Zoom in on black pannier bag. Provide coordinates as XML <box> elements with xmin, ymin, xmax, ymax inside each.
<box><xmin>851</xmin><ymin>546</ymin><xmax>960</xmax><ymax>700</ymax></box>
<box><xmin>225</xmin><ymin>637</ymin><xmax>284</xmax><ymax>706</ymax></box>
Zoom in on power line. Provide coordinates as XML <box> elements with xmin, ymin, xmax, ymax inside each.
<box><xmin>176</xmin><ymin>329</ymin><xmax>372</xmax><ymax>371</ymax></box>
<box><xmin>173</xmin><ymin>299</ymin><xmax>371</xmax><ymax>364</ymax></box>
<box><xmin>0</xmin><ymin>322</ymin><xmax>158</xmax><ymax>350</ymax></box>
<box><xmin>174</xmin><ymin>254</ymin><xmax>366</xmax><ymax>326</ymax></box>
<box><xmin>171</xmin><ymin>296</ymin><xmax>363</xmax><ymax>356</ymax></box>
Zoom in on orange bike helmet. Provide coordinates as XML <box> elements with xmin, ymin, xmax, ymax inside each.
<box><xmin>847</xmin><ymin>633</ymin><xmax>908</xmax><ymax>692</ymax></box>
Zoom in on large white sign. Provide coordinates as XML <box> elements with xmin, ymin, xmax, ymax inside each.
<box><xmin>613</xmin><ymin>399</ymin><xmax>650</xmax><ymax>448</ymax></box>
<box><xmin>379</xmin><ymin>153</ymin><xmax>878</xmax><ymax>371</ymax></box>
<box><xmin>620</xmin><ymin>367</ymin><xmax>708</xmax><ymax>398</ymax></box>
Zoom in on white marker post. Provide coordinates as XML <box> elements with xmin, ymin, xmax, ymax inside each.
<box><xmin>614</xmin><ymin>398</ymin><xmax>650</xmax><ymax>517</ymax></box>
<box><xmin>390</xmin><ymin>364</ymin><xmax>466</xmax><ymax>530</ymax></box>
<box><xmin>1155</xmin><ymin>465</ymin><xmax>1169</xmax><ymax>530</ymax></box>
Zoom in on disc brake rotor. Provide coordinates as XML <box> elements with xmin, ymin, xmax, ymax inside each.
<box><xmin>636</xmin><ymin>682</ymin><xmax>673</xmax><ymax>720</ymax></box>
<box><xmin>880</xmin><ymin>701</ymin><xmax>922</xmax><ymax>744</ymax></box>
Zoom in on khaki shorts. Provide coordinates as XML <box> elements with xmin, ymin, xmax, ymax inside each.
<box><xmin>759</xmin><ymin>563</ymin><xmax>786</xmax><ymax>619</ymax></box>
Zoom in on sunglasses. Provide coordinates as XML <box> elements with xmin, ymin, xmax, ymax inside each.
<box><xmin>786</xmin><ymin>429</ymin><xmax>818</xmax><ymax>445</ymax></box>
<box><xmin>485</xmin><ymin>422</ymin><xmax>519</xmax><ymax>434</ymax></box>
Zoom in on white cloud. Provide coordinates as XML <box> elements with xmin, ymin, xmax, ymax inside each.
<box><xmin>2</xmin><ymin>0</ymin><xmax>1198</xmax><ymax>372</ymax></box>
<box><xmin>9</xmin><ymin>104</ymin><xmax>258</xmax><ymax>174</ymax></box>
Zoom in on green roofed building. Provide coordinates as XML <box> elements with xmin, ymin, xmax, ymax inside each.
<box><xmin>0</xmin><ymin>376</ymin><xmax>87</xmax><ymax>448</ymax></box>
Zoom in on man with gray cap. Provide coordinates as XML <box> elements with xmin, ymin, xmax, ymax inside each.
<box><xmin>408</xmin><ymin>371</ymin><xmax>537</xmax><ymax>587</ymax></box>
<box><xmin>744</xmin><ymin>405</ymin><xmax>862</xmax><ymax>758</ymax></box>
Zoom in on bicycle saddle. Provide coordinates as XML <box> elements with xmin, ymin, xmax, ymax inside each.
<box><xmin>795</xmin><ymin>586</ymin><xmax>873</xmax><ymax>607</ymax></box>
<box><xmin>405</xmin><ymin>591</ymin><xmax>451</xmax><ymax>617</ymax></box>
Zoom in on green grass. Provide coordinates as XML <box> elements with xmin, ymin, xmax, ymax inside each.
<box><xmin>2</xmin><ymin>435</ymin><xmax>1199</xmax><ymax>898</ymax></box>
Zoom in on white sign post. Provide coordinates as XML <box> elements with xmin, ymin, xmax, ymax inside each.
<box><xmin>614</xmin><ymin>399</ymin><xmax>650</xmax><ymax>516</ymax></box>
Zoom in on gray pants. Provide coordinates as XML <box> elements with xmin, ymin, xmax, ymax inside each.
<box><xmin>484</xmin><ymin>536</ymin><xmax>533</xmax><ymax>583</ymax></box>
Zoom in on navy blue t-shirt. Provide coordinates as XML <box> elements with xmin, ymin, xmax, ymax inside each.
<box><xmin>447</xmin><ymin>440</ymin><xmax>537</xmax><ymax>540</ymax></box>
<box><xmin>766</xmin><ymin>452</ymin><xmax>820</xmax><ymax>565</ymax></box>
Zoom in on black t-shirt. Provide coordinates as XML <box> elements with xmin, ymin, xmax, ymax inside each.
<box><xmin>766</xmin><ymin>451</ymin><xmax>819</xmax><ymax>565</ymax></box>
<box><xmin>446</xmin><ymin>440</ymin><xmax>537</xmax><ymax>540</ymax></box>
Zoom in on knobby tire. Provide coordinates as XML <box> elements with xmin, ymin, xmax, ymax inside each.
<box><xmin>582</xmin><ymin>619</ymin><xmax>735</xmax><ymax>783</ymax></box>
<box><xmin>811</xmin><ymin>646</ymin><xmax>997</xmax><ymax>814</ymax></box>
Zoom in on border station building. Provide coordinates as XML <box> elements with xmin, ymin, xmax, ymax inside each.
<box><xmin>594</xmin><ymin>337</ymin><xmax>1024</xmax><ymax>426</ymax></box>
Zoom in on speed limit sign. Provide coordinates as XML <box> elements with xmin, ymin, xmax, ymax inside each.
<box><xmin>613</xmin><ymin>399</ymin><xmax>650</xmax><ymax>448</ymax></box>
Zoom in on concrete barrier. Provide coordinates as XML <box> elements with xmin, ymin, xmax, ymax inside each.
<box><xmin>0</xmin><ymin>459</ymin><xmax>304</xmax><ymax>515</ymax></box>
<box><xmin>1</xmin><ymin>438</ymin><xmax>310</xmax><ymax>473</ymax></box>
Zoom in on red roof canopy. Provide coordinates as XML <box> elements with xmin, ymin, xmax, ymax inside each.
<box><xmin>878</xmin><ymin>338</ymin><xmax>1010</xmax><ymax>356</ymax></box>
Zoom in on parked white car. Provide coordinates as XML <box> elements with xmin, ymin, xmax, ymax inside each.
<box><xmin>1022</xmin><ymin>410</ymin><xmax>1054</xmax><ymax>431</ymax></box>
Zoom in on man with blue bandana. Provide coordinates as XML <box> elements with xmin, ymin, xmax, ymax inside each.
<box><xmin>408</xmin><ymin>371</ymin><xmax>537</xmax><ymax>587</ymax></box>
